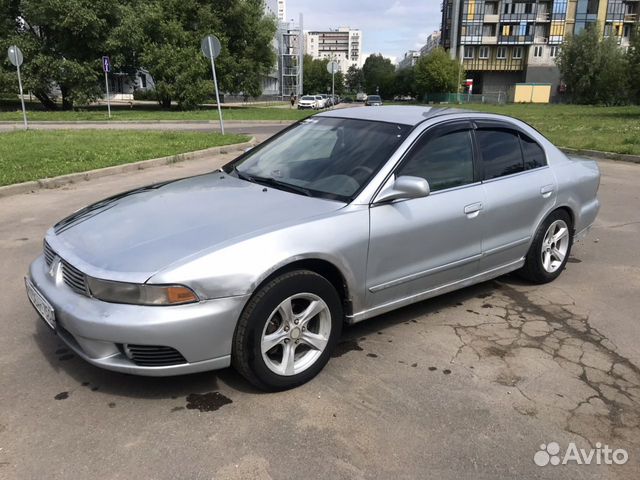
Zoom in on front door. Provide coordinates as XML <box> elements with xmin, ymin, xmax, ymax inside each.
<box><xmin>366</xmin><ymin>121</ymin><xmax>485</xmax><ymax>313</ymax></box>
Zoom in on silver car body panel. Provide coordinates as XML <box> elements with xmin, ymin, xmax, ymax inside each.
<box><xmin>28</xmin><ymin>106</ymin><xmax>600</xmax><ymax>375</ymax></box>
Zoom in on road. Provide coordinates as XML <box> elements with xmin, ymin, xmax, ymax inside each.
<box><xmin>0</xmin><ymin>131</ymin><xmax>639</xmax><ymax>479</ymax></box>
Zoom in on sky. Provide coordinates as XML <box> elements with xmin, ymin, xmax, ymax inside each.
<box><xmin>286</xmin><ymin>0</ymin><xmax>442</xmax><ymax>64</ymax></box>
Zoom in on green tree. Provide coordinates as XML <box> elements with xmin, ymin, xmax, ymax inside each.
<box><xmin>302</xmin><ymin>54</ymin><xmax>331</xmax><ymax>94</ymax></box>
<box><xmin>111</xmin><ymin>0</ymin><xmax>277</xmax><ymax>109</ymax></box>
<box><xmin>345</xmin><ymin>65</ymin><xmax>364</xmax><ymax>93</ymax></box>
<box><xmin>627</xmin><ymin>26</ymin><xmax>640</xmax><ymax>104</ymax></box>
<box><xmin>0</xmin><ymin>0</ymin><xmax>123</xmax><ymax>109</ymax></box>
<box><xmin>395</xmin><ymin>66</ymin><xmax>416</xmax><ymax>97</ymax></box>
<box><xmin>557</xmin><ymin>24</ymin><xmax>629</xmax><ymax>105</ymax></box>
<box><xmin>362</xmin><ymin>54</ymin><xmax>395</xmax><ymax>97</ymax></box>
<box><xmin>414</xmin><ymin>48</ymin><xmax>463</xmax><ymax>100</ymax></box>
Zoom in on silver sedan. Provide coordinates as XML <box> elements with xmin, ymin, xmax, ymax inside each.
<box><xmin>26</xmin><ymin>106</ymin><xmax>600</xmax><ymax>390</ymax></box>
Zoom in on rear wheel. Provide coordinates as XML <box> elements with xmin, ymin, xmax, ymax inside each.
<box><xmin>232</xmin><ymin>270</ymin><xmax>343</xmax><ymax>391</ymax></box>
<box><xmin>518</xmin><ymin>210</ymin><xmax>573</xmax><ymax>284</ymax></box>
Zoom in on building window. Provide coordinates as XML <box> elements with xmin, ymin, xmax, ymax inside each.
<box><xmin>534</xmin><ymin>46</ymin><xmax>543</xmax><ymax>57</ymax></box>
<box><xmin>479</xmin><ymin>46</ymin><xmax>490</xmax><ymax>59</ymax></box>
<box><xmin>496</xmin><ymin>47</ymin><xmax>507</xmax><ymax>59</ymax></box>
<box><xmin>463</xmin><ymin>46</ymin><xmax>474</xmax><ymax>59</ymax></box>
<box><xmin>549</xmin><ymin>46</ymin><xmax>559</xmax><ymax>57</ymax></box>
<box><xmin>513</xmin><ymin>47</ymin><xmax>523</xmax><ymax>59</ymax></box>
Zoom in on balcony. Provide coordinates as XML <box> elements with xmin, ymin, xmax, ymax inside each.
<box><xmin>534</xmin><ymin>36</ymin><xmax>549</xmax><ymax>44</ymax></box>
<box><xmin>482</xmin><ymin>36</ymin><xmax>498</xmax><ymax>44</ymax></box>
<box><xmin>498</xmin><ymin>35</ymin><xmax>534</xmax><ymax>44</ymax></box>
<box><xmin>484</xmin><ymin>14</ymin><xmax>500</xmax><ymax>23</ymax></box>
<box><xmin>536</xmin><ymin>12</ymin><xmax>550</xmax><ymax>22</ymax></box>
<box><xmin>624</xmin><ymin>13</ymin><xmax>638</xmax><ymax>22</ymax></box>
<box><xmin>501</xmin><ymin>13</ymin><xmax>536</xmax><ymax>22</ymax></box>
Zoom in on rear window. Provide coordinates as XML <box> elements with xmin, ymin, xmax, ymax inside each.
<box><xmin>476</xmin><ymin>129</ymin><xmax>524</xmax><ymax>180</ymax></box>
<box><xmin>368</xmin><ymin>96</ymin><xmax>381</xmax><ymax>101</ymax></box>
<box><xmin>520</xmin><ymin>133</ymin><xmax>547</xmax><ymax>169</ymax></box>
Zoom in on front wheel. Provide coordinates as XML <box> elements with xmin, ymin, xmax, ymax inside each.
<box><xmin>518</xmin><ymin>210</ymin><xmax>573</xmax><ymax>284</ymax></box>
<box><xmin>232</xmin><ymin>270</ymin><xmax>343</xmax><ymax>391</ymax></box>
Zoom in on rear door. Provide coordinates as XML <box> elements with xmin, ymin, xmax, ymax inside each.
<box><xmin>366</xmin><ymin>121</ymin><xmax>485</xmax><ymax>311</ymax></box>
<box><xmin>474</xmin><ymin>121</ymin><xmax>556</xmax><ymax>271</ymax></box>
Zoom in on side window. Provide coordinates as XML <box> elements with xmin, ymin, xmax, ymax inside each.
<box><xmin>398</xmin><ymin>129</ymin><xmax>475</xmax><ymax>192</ymax></box>
<box><xmin>520</xmin><ymin>133</ymin><xmax>547</xmax><ymax>169</ymax></box>
<box><xmin>476</xmin><ymin>129</ymin><xmax>524</xmax><ymax>180</ymax></box>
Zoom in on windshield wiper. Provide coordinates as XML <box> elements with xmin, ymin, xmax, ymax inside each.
<box><xmin>232</xmin><ymin>165</ymin><xmax>256</xmax><ymax>183</ymax></box>
<box><xmin>232</xmin><ymin>166</ymin><xmax>312</xmax><ymax>197</ymax></box>
<box><xmin>250</xmin><ymin>175</ymin><xmax>313</xmax><ymax>197</ymax></box>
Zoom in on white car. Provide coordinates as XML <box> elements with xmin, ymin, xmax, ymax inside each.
<box><xmin>297</xmin><ymin>96</ymin><xmax>319</xmax><ymax>110</ymax></box>
<box><xmin>314</xmin><ymin>95</ymin><xmax>326</xmax><ymax>109</ymax></box>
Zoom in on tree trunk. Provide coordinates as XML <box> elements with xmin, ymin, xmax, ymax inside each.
<box><xmin>60</xmin><ymin>86</ymin><xmax>73</xmax><ymax>110</ymax></box>
<box><xmin>161</xmin><ymin>96</ymin><xmax>172</xmax><ymax>109</ymax></box>
<box><xmin>34</xmin><ymin>91</ymin><xmax>58</xmax><ymax>111</ymax></box>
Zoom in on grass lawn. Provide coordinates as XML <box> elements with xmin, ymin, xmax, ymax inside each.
<box><xmin>451</xmin><ymin>104</ymin><xmax>640</xmax><ymax>156</ymax></box>
<box><xmin>0</xmin><ymin>102</ymin><xmax>313</xmax><ymax>122</ymax></box>
<box><xmin>0</xmin><ymin>130</ymin><xmax>248</xmax><ymax>186</ymax></box>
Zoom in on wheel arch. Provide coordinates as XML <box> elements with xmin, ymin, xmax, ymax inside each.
<box><xmin>251</xmin><ymin>258</ymin><xmax>353</xmax><ymax>318</ymax></box>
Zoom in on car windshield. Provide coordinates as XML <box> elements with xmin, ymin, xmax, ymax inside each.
<box><xmin>227</xmin><ymin>117</ymin><xmax>411</xmax><ymax>201</ymax></box>
<box><xmin>368</xmin><ymin>96</ymin><xmax>381</xmax><ymax>101</ymax></box>
<box><xmin>301</xmin><ymin>96</ymin><xmax>314</xmax><ymax>101</ymax></box>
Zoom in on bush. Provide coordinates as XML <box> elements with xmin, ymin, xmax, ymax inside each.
<box><xmin>133</xmin><ymin>89</ymin><xmax>159</xmax><ymax>101</ymax></box>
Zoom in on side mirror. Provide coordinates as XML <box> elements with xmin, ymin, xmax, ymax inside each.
<box><xmin>375</xmin><ymin>176</ymin><xmax>430</xmax><ymax>204</ymax></box>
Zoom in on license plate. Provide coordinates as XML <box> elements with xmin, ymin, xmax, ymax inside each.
<box><xmin>25</xmin><ymin>278</ymin><xmax>56</xmax><ymax>330</ymax></box>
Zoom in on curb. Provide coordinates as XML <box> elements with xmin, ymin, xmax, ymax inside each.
<box><xmin>559</xmin><ymin>147</ymin><xmax>640</xmax><ymax>164</ymax></box>
<box><xmin>0</xmin><ymin>137</ymin><xmax>257</xmax><ymax>199</ymax></box>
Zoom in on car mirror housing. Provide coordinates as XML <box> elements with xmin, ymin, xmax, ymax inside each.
<box><xmin>374</xmin><ymin>176</ymin><xmax>430</xmax><ymax>204</ymax></box>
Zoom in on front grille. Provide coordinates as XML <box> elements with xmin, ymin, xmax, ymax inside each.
<box><xmin>61</xmin><ymin>260</ymin><xmax>89</xmax><ymax>296</ymax></box>
<box><xmin>43</xmin><ymin>241</ymin><xmax>55</xmax><ymax>267</ymax></box>
<box><xmin>124</xmin><ymin>345</ymin><xmax>187</xmax><ymax>367</ymax></box>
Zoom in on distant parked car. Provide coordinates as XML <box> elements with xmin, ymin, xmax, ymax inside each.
<box><xmin>26</xmin><ymin>106</ymin><xmax>599</xmax><ymax>391</ymax></box>
<box><xmin>365</xmin><ymin>95</ymin><xmax>383</xmax><ymax>106</ymax></box>
<box><xmin>356</xmin><ymin>92</ymin><xmax>367</xmax><ymax>102</ymax></box>
<box><xmin>314</xmin><ymin>95</ymin><xmax>326</xmax><ymax>108</ymax></box>
<box><xmin>298</xmin><ymin>95</ymin><xmax>319</xmax><ymax>110</ymax></box>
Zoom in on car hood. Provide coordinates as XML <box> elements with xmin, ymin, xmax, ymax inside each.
<box><xmin>46</xmin><ymin>173</ymin><xmax>344</xmax><ymax>282</ymax></box>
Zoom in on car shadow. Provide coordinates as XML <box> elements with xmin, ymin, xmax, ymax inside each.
<box><xmin>31</xmin><ymin>274</ymin><xmax>521</xmax><ymax>398</ymax></box>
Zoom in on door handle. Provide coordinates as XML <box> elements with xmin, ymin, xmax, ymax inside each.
<box><xmin>464</xmin><ymin>202</ymin><xmax>483</xmax><ymax>217</ymax></box>
<box><xmin>540</xmin><ymin>184</ymin><xmax>555</xmax><ymax>198</ymax></box>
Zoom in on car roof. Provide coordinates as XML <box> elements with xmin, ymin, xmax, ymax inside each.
<box><xmin>316</xmin><ymin>105</ymin><xmax>473</xmax><ymax>126</ymax></box>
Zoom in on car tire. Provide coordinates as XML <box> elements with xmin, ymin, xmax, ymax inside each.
<box><xmin>232</xmin><ymin>270</ymin><xmax>343</xmax><ymax>391</ymax></box>
<box><xmin>518</xmin><ymin>209</ymin><xmax>573</xmax><ymax>284</ymax></box>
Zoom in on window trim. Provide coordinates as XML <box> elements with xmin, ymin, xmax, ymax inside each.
<box><xmin>471</xmin><ymin>120</ymin><xmax>548</xmax><ymax>182</ymax></box>
<box><xmin>381</xmin><ymin>120</ymin><xmax>481</xmax><ymax>199</ymax></box>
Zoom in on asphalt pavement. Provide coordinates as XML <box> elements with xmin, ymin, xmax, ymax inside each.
<box><xmin>0</xmin><ymin>130</ymin><xmax>639</xmax><ymax>479</ymax></box>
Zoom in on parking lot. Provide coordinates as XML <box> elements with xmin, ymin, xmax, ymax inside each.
<box><xmin>0</xmin><ymin>137</ymin><xmax>639</xmax><ymax>479</ymax></box>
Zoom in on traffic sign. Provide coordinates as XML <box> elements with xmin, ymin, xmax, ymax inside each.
<box><xmin>102</xmin><ymin>56</ymin><xmax>111</xmax><ymax>73</ymax></box>
<box><xmin>201</xmin><ymin>34</ymin><xmax>225</xmax><ymax>134</ymax></box>
<box><xmin>7</xmin><ymin>45</ymin><xmax>23</xmax><ymax>67</ymax></box>
<box><xmin>201</xmin><ymin>35</ymin><xmax>221</xmax><ymax>60</ymax></box>
<box><xmin>326</xmin><ymin>61</ymin><xmax>339</xmax><ymax>74</ymax></box>
<box><xmin>7</xmin><ymin>46</ymin><xmax>27</xmax><ymax>129</ymax></box>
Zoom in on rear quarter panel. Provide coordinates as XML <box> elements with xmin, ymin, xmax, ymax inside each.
<box><xmin>552</xmin><ymin>154</ymin><xmax>601</xmax><ymax>236</ymax></box>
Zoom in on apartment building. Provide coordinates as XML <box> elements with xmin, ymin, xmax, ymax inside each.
<box><xmin>420</xmin><ymin>31</ymin><xmax>443</xmax><ymax>56</ymax></box>
<box><xmin>304</xmin><ymin>28</ymin><xmax>363</xmax><ymax>73</ymax></box>
<box><xmin>398</xmin><ymin>50</ymin><xmax>421</xmax><ymax>69</ymax></box>
<box><xmin>441</xmin><ymin>0</ymin><xmax>639</xmax><ymax>95</ymax></box>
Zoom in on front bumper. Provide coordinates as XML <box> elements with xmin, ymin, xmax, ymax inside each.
<box><xmin>28</xmin><ymin>255</ymin><xmax>250</xmax><ymax>376</ymax></box>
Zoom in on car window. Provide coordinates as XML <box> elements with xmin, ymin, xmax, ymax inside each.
<box><xmin>398</xmin><ymin>129</ymin><xmax>475</xmax><ymax>192</ymax></box>
<box><xmin>476</xmin><ymin>129</ymin><xmax>524</xmax><ymax>180</ymax></box>
<box><xmin>231</xmin><ymin>117</ymin><xmax>411</xmax><ymax>201</ymax></box>
<box><xmin>520</xmin><ymin>133</ymin><xmax>547</xmax><ymax>169</ymax></box>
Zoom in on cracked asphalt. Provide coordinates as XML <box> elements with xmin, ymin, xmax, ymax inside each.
<box><xmin>0</xmin><ymin>139</ymin><xmax>639</xmax><ymax>479</ymax></box>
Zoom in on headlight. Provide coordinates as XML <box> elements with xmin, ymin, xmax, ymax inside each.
<box><xmin>87</xmin><ymin>277</ymin><xmax>199</xmax><ymax>306</ymax></box>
